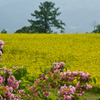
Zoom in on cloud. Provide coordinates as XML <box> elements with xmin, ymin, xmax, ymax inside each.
<box><xmin>0</xmin><ymin>0</ymin><xmax>100</xmax><ymax>33</ymax></box>
<box><xmin>69</xmin><ymin>26</ymin><xmax>80</xmax><ymax>30</ymax></box>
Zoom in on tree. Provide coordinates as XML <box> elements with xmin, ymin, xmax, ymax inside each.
<box><xmin>28</xmin><ymin>1</ymin><xmax>66</xmax><ymax>33</ymax></box>
<box><xmin>15</xmin><ymin>26</ymin><xmax>32</xmax><ymax>33</ymax></box>
<box><xmin>1</xmin><ymin>29</ymin><xmax>7</xmax><ymax>34</ymax></box>
<box><xmin>92</xmin><ymin>24</ymin><xmax>100</xmax><ymax>33</ymax></box>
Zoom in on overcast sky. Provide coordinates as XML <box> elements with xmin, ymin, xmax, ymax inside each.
<box><xmin>0</xmin><ymin>0</ymin><xmax>100</xmax><ymax>33</ymax></box>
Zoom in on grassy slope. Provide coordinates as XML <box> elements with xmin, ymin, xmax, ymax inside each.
<box><xmin>82</xmin><ymin>92</ymin><xmax>100</xmax><ymax>100</ymax></box>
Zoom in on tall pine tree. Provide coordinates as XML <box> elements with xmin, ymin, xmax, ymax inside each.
<box><xmin>28</xmin><ymin>1</ymin><xmax>66</xmax><ymax>33</ymax></box>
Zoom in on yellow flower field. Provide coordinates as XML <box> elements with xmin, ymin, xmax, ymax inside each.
<box><xmin>0</xmin><ymin>34</ymin><xmax>100</xmax><ymax>87</ymax></box>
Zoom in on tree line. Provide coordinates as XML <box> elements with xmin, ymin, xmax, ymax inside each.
<box><xmin>1</xmin><ymin>1</ymin><xmax>66</xmax><ymax>34</ymax></box>
<box><xmin>0</xmin><ymin>1</ymin><xmax>100</xmax><ymax>34</ymax></box>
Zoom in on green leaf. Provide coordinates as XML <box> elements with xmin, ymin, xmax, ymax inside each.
<box><xmin>12</xmin><ymin>66</ymin><xmax>27</xmax><ymax>80</ymax></box>
<box><xmin>92</xmin><ymin>77</ymin><xmax>96</xmax><ymax>83</ymax></box>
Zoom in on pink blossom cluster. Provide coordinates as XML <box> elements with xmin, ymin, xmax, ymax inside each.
<box><xmin>7</xmin><ymin>76</ymin><xmax>21</xmax><ymax>89</ymax></box>
<box><xmin>0</xmin><ymin>40</ymin><xmax>4</xmax><ymax>50</ymax></box>
<box><xmin>50</xmin><ymin>62</ymin><xmax>65</xmax><ymax>72</ymax></box>
<box><xmin>0</xmin><ymin>67</ymin><xmax>21</xmax><ymax>100</ymax></box>
<box><xmin>41</xmin><ymin>62</ymin><xmax>92</xmax><ymax>100</ymax></box>
<box><xmin>76</xmin><ymin>82</ymin><xmax>92</xmax><ymax>96</ymax></box>
<box><xmin>58</xmin><ymin>84</ymin><xmax>76</xmax><ymax>100</ymax></box>
<box><xmin>60</xmin><ymin>70</ymin><xmax>92</xmax><ymax>83</ymax></box>
<box><xmin>43</xmin><ymin>91</ymin><xmax>50</xmax><ymax>98</ymax></box>
<box><xmin>49</xmin><ymin>63</ymin><xmax>92</xmax><ymax>100</ymax></box>
<box><xmin>58</xmin><ymin>82</ymin><xmax>92</xmax><ymax>100</ymax></box>
<box><xmin>46</xmin><ymin>69</ymin><xmax>61</xmax><ymax>88</ymax></box>
<box><xmin>0</xmin><ymin>40</ymin><xmax>4</xmax><ymax>61</ymax></box>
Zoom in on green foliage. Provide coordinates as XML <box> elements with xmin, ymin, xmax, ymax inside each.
<box><xmin>12</xmin><ymin>66</ymin><xmax>27</xmax><ymax>80</ymax></box>
<box><xmin>12</xmin><ymin>66</ymin><xmax>36</xmax><ymax>89</ymax></box>
<box><xmin>92</xmin><ymin>24</ymin><xmax>100</xmax><ymax>33</ymax></box>
<box><xmin>15</xmin><ymin>26</ymin><xmax>31</xmax><ymax>33</ymax></box>
<box><xmin>92</xmin><ymin>77</ymin><xmax>96</xmax><ymax>84</ymax></box>
<box><xmin>0</xmin><ymin>86</ymin><xmax>6</xmax><ymax>98</ymax></box>
<box><xmin>28</xmin><ymin>1</ymin><xmax>66</xmax><ymax>33</ymax></box>
<box><xmin>0</xmin><ymin>63</ymin><xmax>5</xmax><ymax>68</ymax></box>
<box><xmin>1</xmin><ymin>29</ymin><xmax>7</xmax><ymax>34</ymax></box>
<box><xmin>64</xmin><ymin>63</ymin><xmax>71</xmax><ymax>71</ymax></box>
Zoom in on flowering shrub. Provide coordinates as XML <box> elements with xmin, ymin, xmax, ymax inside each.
<box><xmin>0</xmin><ymin>67</ymin><xmax>21</xmax><ymax>99</ymax></box>
<box><xmin>16</xmin><ymin>62</ymin><xmax>92</xmax><ymax>100</ymax></box>
<box><xmin>0</xmin><ymin>40</ymin><xmax>21</xmax><ymax>99</ymax></box>
<box><xmin>0</xmin><ymin>40</ymin><xmax>93</xmax><ymax>100</ymax></box>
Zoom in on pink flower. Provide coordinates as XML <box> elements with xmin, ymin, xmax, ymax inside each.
<box><xmin>69</xmin><ymin>85</ymin><xmax>76</xmax><ymax>92</ymax></box>
<box><xmin>84</xmin><ymin>72</ymin><xmax>89</xmax><ymax>78</ymax></box>
<box><xmin>0</xmin><ymin>51</ymin><xmax>2</xmax><ymax>56</ymax></box>
<box><xmin>72</xmin><ymin>71</ymin><xmax>78</xmax><ymax>76</ymax></box>
<box><xmin>59</xmin><ymin>62</ymin><xmax>65</xmax><ymax>67</ymax></box>
<box><xmin>33</xmin><ymin>93</ymin><xmax>37</xmax><ymax>97</ymax></box>
<box><xmin>3</xmin><ymin>67</ymin><xmax>7</xmax><ymax>74</ymax></box>
<box><xmin>2</xmin><ymin>78</ymin><xmax>5</xmax><ymax>83</ymax></box>
<box><xmin>54</xmin><ymin>65</ymin><xmax>60</xmax><ymax>69</ymax></box>
<box><xmin>18</xmin><ymin>80</ymin><xmax>21</xmax><ymax>83</ymax></box>
<box><xmin>8</xmin><ymin>70</ymin><xmax>12</xmax><ymax>75</ymax></box>
<box><xmin>0</xmin><ymin>76</ymin><xmax>3</xmax><ymax>83</ymax></box>
<box><xmin>1</xmin><ymin>98</ymin><xmax>6</xmax><ymax>100</ymax></box>
<box><xmin>66</xmin><ymin>70</ymin><xmax>72</xmax><ymax>76</ymax></box>
<box><xmin>7</xmin><ymin>78</ymin><xmax>13</xmax><ymax>84</ymax></box>
<box><xmin>7</xmin><ymin>76</ymin><xmax>17</xmax><ymax>86</ymax></box>
<box><xmin>76</xmin><ymin>82</ymin><xmax>80</xmax><ymax>87</ymax></box>
<box><xmin>0</xmin><ymin>45</ymin><xmax>3</xmax><ymax>49</ymax></box>
<box><xmin>79</xmin><ymin>71</ymin><xmax>85</xmax><ymax>77</ymax></box>
<box><xmin>43</xmin><ymin>91</ymin><xmax>50</xmax><ymax>98</ymax></box>
<box><xmin>27</xmin><ymin>84</ymin><xmax>31</xmax><ymax>87</ymax></box>
<box><xmin>53</xmin><ymin>62</ymin><xmax>58</xmax><ymax>66</ymax></box>
<box><xmin>11</xmin><ymin>93</ymin><xmax>14</xmax><ymax>99</ymax></box>
<box><xmin>61</xmin><ymin>74</ymin><xmax>67</xmax><ymax>79</ymax></box>
<box><xmin>12</xmin><ymin>81</ymin><xmax>19</xmax><ymax>89</ymax></box>
<box><xmin>4</xmin><ymin>86</ymin><xmax>13</xmax><ymax>92</ymax></box>
<box><xmin>64</xmin><ymin>95</ymin><xmax>71</xmax><ymax>100</ymax></box>
<box><xmin>35</xmin><ymin>79</ymin><xmax>41</xmax><ymax>83</ymax></box>
<box><xmin>60</xmin><ymin>84</ymin><xmax>67</xmax><ymax>91</ymax></box>
<box><xmin>86</xmin><ymin>83</ymin><xmax>92</xmax><ymax>90</ymax></box>
<box><xmin>14</xmin><ymin>95</ymin><xmax>21</xmax><ymax>99</ymax></box>
<box><xmin>58</xmin><ymin>98</ymin><xmax>63</xmax><ymax>100</ymax></box>
<box><xmin>54</xmin><ymin>84</ymin><xmax>59</xmax><ymax>88</ymax></box>
<box><xmin>68</xmin><ymin>77</ymin><xmax>75</xmax><ymax>81</ymax></box>
<box><xmin>7</xmin><ymin>92</ymin><xmax>12</xmax><ymax>100</ymax></box>
<box><xmin>12</xmin><ymin>67</ymin><xmax>19</xmax><ymax>69</ymax></box>
<box><xmin>58</xmin><ymin>85</ymin><xmax>74</xmax><ymax>100</ymax></box>
<box><xmin>53</xmin><ymin>62</ymin><xmax>60</xmax><ymax>69</ymax></box>
<box><xmin>10</xmin><ymin>76</ymin><xmax>15</xmax><ymax>82</ymax></box>
<box><xmin>81</xmin><ymin>90</ymin><xmax>84</xmax><ymax>94</ymax></box>
<box><xmin>18</xmin><ymin>89</ymin><xmax>24</xmax><ymax>93</ymax></box>
<box><xmin>79</xmin><ymin>93</ymin><xmax>82</xmax><ymax>96</ymax></box>
<box><xmin>0</xmin><ymin>40</ymin><xmax>4</xmax><ymax>46</ymax></box>
<box><xmin>9</xmin><ymin>87</ymin><xmax>13</xmax><ymax>92</ymax></box>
